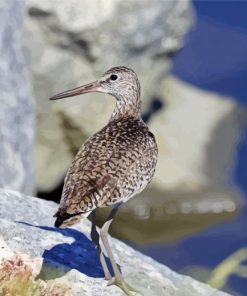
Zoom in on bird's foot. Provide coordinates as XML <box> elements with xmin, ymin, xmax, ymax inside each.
<box><xmin>107</xmin><ymin>277</ymin><xmax>141</xmax><ymax>296</ymax></box>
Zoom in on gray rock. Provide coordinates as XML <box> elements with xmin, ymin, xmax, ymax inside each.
<box><xmin>24</xmin><ymin>0</ymin><xmax>194</xmax><ymax>108</ymax></box>
<box><xmin>22</xmin><ymin>0</ymin><xmax>194</xmax><ymax>191</ymax></box>
<box><xmin>0</xmin><ymin>188</ymin><xmax>231</xmax><ymax>296</ymax></box>
<box><xmin>0</xmin><ymin>0</ymin><xmax>35</xmax><ymax>194</ymax></box>
<box><xmin>149</xmin><ymin>77</ymin><xmax>245</xmax><ymax>193</ymax></box>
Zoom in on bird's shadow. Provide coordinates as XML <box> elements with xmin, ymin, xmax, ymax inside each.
<box><xmin>17</xmin><ymin>221</ymin><xmax>115</xmax><ymax>280</ymax></box>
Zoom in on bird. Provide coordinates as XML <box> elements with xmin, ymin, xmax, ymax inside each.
<box><xmin>49</xmin><ymin>66</ymin><xmax>158</xmax><ymax>295</ymax></box>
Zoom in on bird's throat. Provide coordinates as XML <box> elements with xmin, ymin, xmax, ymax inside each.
<box><xmin>110</xmin><ymin>94</ymin><xmax>141</xmax><ymax>121</ymax></box>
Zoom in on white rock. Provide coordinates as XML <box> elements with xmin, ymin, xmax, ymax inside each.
<box><xmin>0</xmin><ymin>188</ymin><xmax>231</xmax><ymax>296</ymax></box>
<box><xmin>150</xmin><ymin>76</ymin><xmax>245</xmax><ymax>191</ymax></box>
<box><xmin>22</xmin><ymin>0</ymin><xmax>194</xmax><ymax>190</ymax></box>
<box><xmin>0</xmin><ymin>0</ymin><xmax>35</xmax><ymax>194</ymax></box>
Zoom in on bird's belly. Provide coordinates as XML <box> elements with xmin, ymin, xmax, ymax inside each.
<box><xmin>120</xmin><ymin>179</ymin><xmax>150</xmax><ymax>203</ymax></box>
<box><xmin>107</xmin><ymin>163</ymin><xmax>155</xmax><ymax>206</ymax></box>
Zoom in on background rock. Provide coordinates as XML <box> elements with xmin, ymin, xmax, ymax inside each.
<box><xmin>0</xmin><ymin>188</ymin><xmax>231</xmax><ymax>296</ymax></box>
<box><xmin>0</xmin><ymin>0</ymin><xmax>35</xmax><ymax>194</ymax></box>
<box><xmin>22</xmin><ymin>0</ymin><xmax>194</xmax><ymax>191</ymax></box>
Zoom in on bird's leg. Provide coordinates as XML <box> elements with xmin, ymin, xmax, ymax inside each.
<box><xmin>100</xmin><ymin>203</ymin><xmax>140</xmax><ymax>295</ymax></box>
<box><xmin>90</xmin><ymin>210</ymin><xmax>111</xmax><ymax>280</ymax></box>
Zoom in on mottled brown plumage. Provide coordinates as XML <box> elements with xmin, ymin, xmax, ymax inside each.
<box><xmin>50</xmin><ymin>66</ymin><xmax>157</xmax><ymax>295</ymax></box>
<box><xmin>52</xmin><ymin>66</ymin><xmax>157</xmax><ymax>227</ymax></box>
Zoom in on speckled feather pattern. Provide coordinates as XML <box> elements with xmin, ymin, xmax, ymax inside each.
<box><xmin>54</xmin><ymin>66</ymin><xmax>158</xmax><ymax>227</ymax></box>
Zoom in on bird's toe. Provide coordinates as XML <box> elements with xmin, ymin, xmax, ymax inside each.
<box><xmin>107</xmin><ymin>277</ymin><xmax>141</xmax><ymax>296</ymax></box>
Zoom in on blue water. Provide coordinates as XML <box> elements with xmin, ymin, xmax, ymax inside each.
<box><xmin>138</xmin><ymin>207</ymin><xmax>247</xmax><ymax>295</ymax></box>
<box><xmin>172</xmin><ymin>3</ymin><xmax>247</xmax><ymax>198</ymax></box>
<box><xmin>172</xmin><ymin>2</ymin><xmax>247</xmax><ymax>210</ymax></box>
<box><xmin>173</xmin><ymin>1</ymin><xmax>247</xmax><ymax>104</ymax></box>
<box><xmin>139</xmin><ymin>2</ymin><xmax>247</xmax><ymax>295</ymax></box>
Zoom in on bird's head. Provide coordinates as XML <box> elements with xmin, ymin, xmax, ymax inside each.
<box><xmin>49</xmin><ymin>66</ymin><xmax>140</xmax><ymax>102</ymax></box>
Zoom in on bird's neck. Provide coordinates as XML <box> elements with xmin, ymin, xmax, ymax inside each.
<box><xmin>110</xmin><ymin>93</ymin><xmax>141</xmax><ymax>121</ymax></box>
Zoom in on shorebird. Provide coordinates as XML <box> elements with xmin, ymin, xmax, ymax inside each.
<box><xmin>50</xmin><ymin>66</ymin><xmax>158</xmax><ymax>295</ymax></box>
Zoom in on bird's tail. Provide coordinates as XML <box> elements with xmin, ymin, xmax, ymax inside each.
<box><xmin>54</xmin><ymin>209</ymin><xmax>90</xmax><ymax>228</ymax></box>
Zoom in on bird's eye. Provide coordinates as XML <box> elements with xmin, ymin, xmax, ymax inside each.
<box><xmin>110</xmin><ymin>74</ymin><xmax>118</xmax><ymax>81</ymax></box>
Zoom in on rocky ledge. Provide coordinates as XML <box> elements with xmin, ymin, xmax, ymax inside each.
<box><xmin>0</xmin><ymin>188</ymin><xmax>230</xmax><ymax>296</ymax></box>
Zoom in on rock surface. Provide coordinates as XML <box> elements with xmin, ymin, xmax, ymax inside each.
<box><xmin>0</xmin><ymin>188</ymin><xmax>231</xmax><ymax>296</ymax></box>
<box><xmin>149</xmin><ymin>76</ymin><xmax>245</xmax><ymax>191</ymax></box>
<box><xmin>0</xmin><ymin>0</ymin><xmax>35</xmax><ymax>194</ymax></box>
<box><xmin>22</xmin><ymin>0</ymin><xmax>194</xmax><ymax>191</ymax></box>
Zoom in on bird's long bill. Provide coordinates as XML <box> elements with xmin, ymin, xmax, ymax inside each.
<box><xmin>49</xmin><ymin>80</ymin><xmax>102</xmax><ymax>100</ymax></box>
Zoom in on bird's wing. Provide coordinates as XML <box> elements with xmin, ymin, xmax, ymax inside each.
<box><xmin>57</xmin><ymin>128</ymin><xmax>156</xmax><ymax>214</ymax></box>
<box><xmin>54</xmin><ymin>121</ymin><xmax>157</xmax><ymax>228</ymax></box>
<box><xmin>54</xmin><ymin>142</ymin><xmax>120</xmax><ymax>227</ymax></box>
<box><xmin>96</xmin><ymin>144</ymin><xmax>157</xmax><ymax>208</ymax></box>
